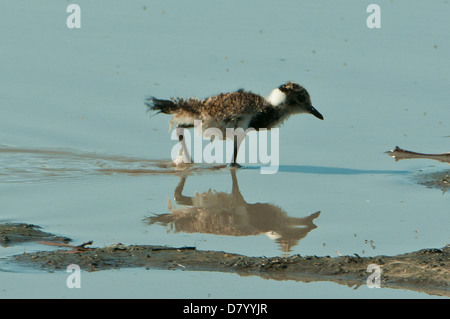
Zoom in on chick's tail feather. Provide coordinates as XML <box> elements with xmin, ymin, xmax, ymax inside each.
<box><xmin>145</xmin><ymin>97</ymin><xmax>178</xmax><ymax>114</ymax></box>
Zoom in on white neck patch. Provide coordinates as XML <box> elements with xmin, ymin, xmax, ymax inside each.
<box><xmin>266</xmin><ymin>88</ymin><xmax>286</xmax><ymax>106</ymax></box>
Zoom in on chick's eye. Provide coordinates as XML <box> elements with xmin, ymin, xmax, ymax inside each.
<box><xmin>296</xmin><ymin>92</ymin><xmax>307</xmax><ymax>103</ymax></box>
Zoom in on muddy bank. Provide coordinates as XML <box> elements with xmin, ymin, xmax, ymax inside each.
<box><xmin>5</xmin><ymin>232</ymin><xmax>448</xmax><ymax>297</ymax></box>
<box><xmin>413</xmin><ymin>170</ymin><xmax>450</xmax><ymax>191</ymax></box>
<box><xmin>0</xmin><ymin>223</ymin><xmax>71</xmax><ymax>247</ymax></box>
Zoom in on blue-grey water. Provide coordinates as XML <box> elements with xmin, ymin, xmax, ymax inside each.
<box><xmin>0</xmin><ymin>1</ymin><xmax>448</xmax><ymax>298</ymax></box>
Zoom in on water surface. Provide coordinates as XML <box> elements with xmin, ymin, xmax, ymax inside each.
<box><xmin>1</xmin><ymin>0</ymin><xmax>448</xmax><ymax>298</ymax></box>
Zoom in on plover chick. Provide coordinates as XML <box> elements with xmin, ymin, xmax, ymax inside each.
<box><xmin>146</xmin><ymin>81</ymin><xmax>324</xmax><ymax>165</ymax></box>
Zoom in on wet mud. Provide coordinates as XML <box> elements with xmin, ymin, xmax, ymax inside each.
<box><xmin>414</xmin><ymin>170</ymin><xmax>450</xmax><ymax>191</ymax></box>
<box><xmin>0</xmin><ymin>223</ymin><xmax>71</xmax><ymax>247</ymax></box>
<box><xmin>2</xmin><ymin>223</ymin><xmax>448</xmax><ymax>297</ymax></box>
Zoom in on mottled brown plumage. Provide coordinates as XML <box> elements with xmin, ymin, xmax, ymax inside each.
<box><xmin>145</xmin><ymin>82</ymin><xmax>323</xmax><ymax>165</ymax></box>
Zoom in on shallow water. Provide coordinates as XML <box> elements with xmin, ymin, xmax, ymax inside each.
<box><xmin>1</xmin><ymin>1</ymin><xmax>449</xmax><ymax>298</ymax></box>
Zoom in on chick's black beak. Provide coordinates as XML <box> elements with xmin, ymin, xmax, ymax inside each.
<box><xmin>308</xmin><ymin>105</ymin><xmax>324</xmax><ymax>120</ymax></box>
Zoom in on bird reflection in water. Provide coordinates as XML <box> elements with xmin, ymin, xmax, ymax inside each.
<box><xmin>145</xmin><ymin>169</ymin><xmax>320</xmax><ymax>252</ymax></box>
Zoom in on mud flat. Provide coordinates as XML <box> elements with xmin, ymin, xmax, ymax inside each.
<box><xmin>3</xmin><ymin>222</ymin><xmax>448</xmax><ymax>297</ymax></box>
<box><xmin>0</xmin><ymin>223</ymin><xmax>71</xmax><ymax>247</ymax></box>
<box><xmin>414</xmin><ymin>170</ymin><xmax>449</xmax><ymax>191</ymax></box>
